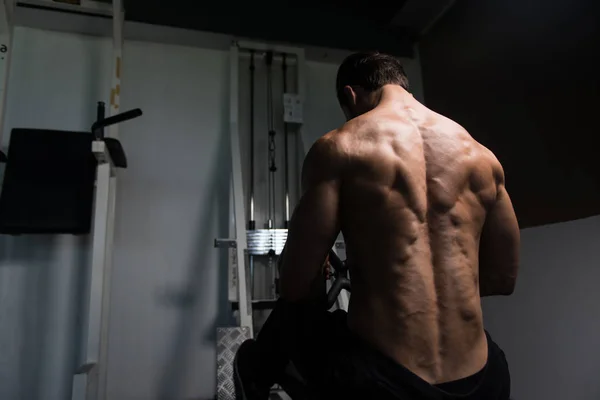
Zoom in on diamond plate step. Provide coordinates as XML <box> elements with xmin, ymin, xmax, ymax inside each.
<box><xmin>216</xmin><ymin>327</ymin><xmax>252</xmax><ymax>400</ymax></box>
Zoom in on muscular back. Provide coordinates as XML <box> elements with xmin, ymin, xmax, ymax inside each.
<box><xmin>336</xmin><ymin>99</ymin><xmax>504</xmax><ymax>384</ymax></box>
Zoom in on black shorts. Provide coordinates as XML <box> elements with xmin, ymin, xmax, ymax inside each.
<box><xmin>255</xmin><ymin>299</ymin><xmax>511</xmax><ymax>400</ymax></box>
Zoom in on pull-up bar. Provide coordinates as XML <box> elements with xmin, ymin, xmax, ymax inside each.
<box><xmin>92</xmin><ymin>108</ymin><xmax>143</xmax><ymax>139</ymax></box>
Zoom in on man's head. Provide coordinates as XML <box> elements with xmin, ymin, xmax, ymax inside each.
<box><xmin>336</xmin><ymin>52</ymin><xmax>410</xmax><ymax>120</ymax></box>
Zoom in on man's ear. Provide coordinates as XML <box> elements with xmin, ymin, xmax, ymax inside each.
<box><xmin>343</xmin><ymin>85</ymin><xmax>357</xmax><ymax>107</ymax></box>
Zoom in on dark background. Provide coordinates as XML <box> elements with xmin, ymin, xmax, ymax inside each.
<box><xmin>419</xmin><ymin>0</ymin><xmax>600</xmax><ymax>227</ymax></box>
<box><xmin>115</xmin><ymin>0</ymin><xmax>454</xmax><ymax>57</ymax></box>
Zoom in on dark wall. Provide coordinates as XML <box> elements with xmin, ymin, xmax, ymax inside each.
<box><xmin>419</xmin><ymin>0</ymin><xmax>600</xmax><ymax>228</ymax></box>
<box><xmin>124</xmin><ymin>1</ymin><xmax>413</xmax><ymax>56</ymax></box>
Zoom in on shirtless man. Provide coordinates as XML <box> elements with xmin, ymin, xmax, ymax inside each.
<box><xmin>235</xmin><ymin>52</ymin><xmax>519</xmax><ymax>400</ymax></box>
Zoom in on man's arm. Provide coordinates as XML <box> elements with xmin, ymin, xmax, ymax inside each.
<box><xmin>279</xmin><ymin>135</ymin><xmax>342</xmax><ymax>303</ymax></box>
<box><xmin>479</xmin><ymin>163</ymin><xmax>520</xmax><ymax>297</ymax></box>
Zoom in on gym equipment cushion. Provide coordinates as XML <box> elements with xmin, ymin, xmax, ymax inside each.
<box><xmin>0</xmin><ymin>129</ymin><xmax>97</xmax><ymax>234</ymax></box>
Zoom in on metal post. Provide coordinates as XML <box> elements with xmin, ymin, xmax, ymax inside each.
<box><xmin>109</xmin><ymin>0</ymin><xmax>123</xmax><ymax>130</ymax></box>
<box><xmin>74</xmin><ymin>1</ymin><xmax>124</xmax><ymax>400</ymax></box>
<box><xmin>296</xmin><ymin>48</ymin><xmax>308</xmax><ymax>192</ymax></box>
<box><xmin>96</xmin><ymin>101</ymin><xmax>106</xmax><ymax>139</ymax></box>
<box><xmin>0</xmin><ymin>0</ymin><xmax>15</xmax><ymax>148</ymax></box>
<box><xmin>248</xmin><ymin>51</ymin><xmax>256</xmax><ymax>231</ymax></box>
<box><xmin>230</xmin><ymin>44</ymin><xmax>253</xmax><ymax>335</ymax></box>
<box><xmin>227</xmin><ymin>178</ymin><xmax>238</xmax><ymax>303</ymax></box>
<box><xmin>97</xmin><ymin>0</ymin><xmax>123</xmax><ymax>398</ymax></box>
<box><xmin>79</xmin><ymin>160</ymin><xmax>111</xmax><ymax>399</ymax></box>
<box><xmin>282</xmin><ymin>54</ymin><xmax>290</xmax><ymax>228</ymax></box>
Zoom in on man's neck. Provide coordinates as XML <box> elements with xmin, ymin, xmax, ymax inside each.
<box><xmin>377</xmin><ymin>85</ymin><xmax>413</xmax><ymax>108</ymax></box>
<box><xmin>348</xmin><ymin>85</ymin><xmax>414</xmax><ymax>120</ymax></box>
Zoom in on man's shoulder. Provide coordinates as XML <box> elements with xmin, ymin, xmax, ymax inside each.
<box><xmin>302</xmin><ymin>130</ymin><xmax>349</xmax><ymax>182</ymax></box>
<box><xmin>438</xmin><ymin>120</ymin><xmax>502</xmax><ymax>174</ymax></box>
<box><xmin>308</xmin><ymin>129</ymin><xmax>352</xmax><ymax>162</ymax></box>
<box><xmin>467</xmin><ymin>140</ymin><xmax>505</xmax><ymax>188</ymax></box>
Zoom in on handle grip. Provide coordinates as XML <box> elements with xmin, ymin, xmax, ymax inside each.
<box><xmin>326</xmin><ymin>277</ymin><xmax>351</xmax><ymax>309</ymax></box>
<box><xmin>92</xmin><ymin>109</ymin><xmax>143</xmax><ymax>138</ymax></box>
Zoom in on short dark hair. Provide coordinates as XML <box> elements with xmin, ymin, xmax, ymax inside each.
<box><xmin>336</xmin><ymin>52</ymin><xmax>410</xmax><ymax>106</ymax></box>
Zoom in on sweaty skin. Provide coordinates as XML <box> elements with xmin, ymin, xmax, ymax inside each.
<box><xmin>279</xmin><ymin>85</ymin><xmax>520</xmax><ymax>385</ymax></box>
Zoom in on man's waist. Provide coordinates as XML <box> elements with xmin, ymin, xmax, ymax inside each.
<box><xmin>347</xmin><ymin>305</ymin><xmax>488</xmax><ymax>379</ymax></box>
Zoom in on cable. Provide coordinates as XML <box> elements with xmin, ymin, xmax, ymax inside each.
<box><xmin>282</xmin><ymin>54</ymin><xmax>290</xmax><ymax>228</ymax></box>
<box><xmin>266</xmin><ymin>51</ymin><xmax>277</xmax><ymax>230</ymax></box>
<box><xmin>248</xmin><ymin>51</ymin><xmax>256</xmax><ymax>230</ymax></box>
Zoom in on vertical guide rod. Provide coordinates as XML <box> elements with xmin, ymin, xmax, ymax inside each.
<box><xmin>96</xmin><ymin>102</ymin><xmax>106</xmax><ymax>137</ymax></box>
<box><xmin>248</xmin><ymin>51</ymin><xmax>256</xmax><ymax>297</ymax></box>
<box><xmin>282</xmin><ymin>54</ymin><xmax>290</xmax><ymax>227</ymax></box>
<box><xmin>296</xmin><ymin>49</ymin><xmax>308</xmax><ymax>196</ymax></box>
<box><xmin>248</xmin><ymin>51</ymin><xmax>256</xmax><ymax>230</ymax></box>
<box><xmin>265</xmin><ymin>51</ymin><xmax>276</xmax><ymax>230</ymax></box>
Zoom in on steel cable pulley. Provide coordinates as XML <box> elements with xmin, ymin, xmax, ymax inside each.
<box><xmin>248</xmin><ymin>50</ymin><xmax>256</xmax><ymax>231</ymax></box>
<box><xmin>266</xmin><ymin>51</ymin><xmax>277</xmax><ymax>230</ymax></box>
<box><xmin>282</xmin><ymin>53</ymin><xmax>290</xmax><ymax>228</ymax></box>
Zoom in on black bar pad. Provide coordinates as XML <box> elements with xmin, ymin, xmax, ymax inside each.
<box><xmin>0</xmin><ymin>129</ymin><xmax>97</xmax><ymax>235</ymax></box>
<box><xmin>104</xmin><ymin>138</ymin><xmax>127</xmax><ymax>168</ymax></box>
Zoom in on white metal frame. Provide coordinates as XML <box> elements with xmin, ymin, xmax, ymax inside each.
<box><xmin>0</xmin><ymin>0</ymin><xmax>15</xmax><ymax>149</ymax></box>
<box><xmin>236</xmin><ymin>40</ymin><xmax>308</xmax><ymax>156</ymax></box>
<box><xmin>72</xmin><ymin>1</ymin><xmax>124</xmax><ymax>400</ymax></box>
<box><xmin>224</xmin><ymin>40</ymin><xmax>308</xmax><ymax>336</ymax></box>
<box><xmin>228</xmin><ymin>44</ymin><xmax>254</xmax><ymax>335</ymax></box>
<box><xmin>236</xmin><ymin>42</ymin><xmax>349</xmax><ymax>315</ymax></box>
<box><xmin>97</xmin><ymin>3</ymin><xmax>124</xmax><ymax>399</ymax></box>
<box><xmin>0</xmin><ymin>1</ymin><xmax>121</xmax><ymax>399</ymax></box>
<box><xmin>224</xmin><ymin>40</ymin><xmax>350</xmax><ymax>334</ymax></box>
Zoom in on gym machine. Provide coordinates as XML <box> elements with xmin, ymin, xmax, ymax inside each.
<box><xmin>0</xmin><ymin>2</ymin><xmax>141</xmax><ymax>400</ymax></box>
<box><xmin>215</xmin><ymin>41</ymin><xmax>349</xmax><ymax>400</ymax></box>
<box><xmin>74</xmin><ymin>3</ymin><xmax>130</xmax><ymax>400</ymax></box>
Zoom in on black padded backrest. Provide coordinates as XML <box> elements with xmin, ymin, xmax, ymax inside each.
<box><xmin>0</xmin><ymin>129</ymin><xmax>97</xmax><ymax>235</ymax></box>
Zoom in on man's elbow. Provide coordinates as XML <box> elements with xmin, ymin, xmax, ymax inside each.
<box><xmin>495</xmin><ymin>280</ymin><xmax>517</xmax><ymax>296</ymax></box>
<box><xmin>280</xmin><ymin>282</ymin><xmax>298</xmax><ymax>302</ymax></box>
<box><xmin>279</xmin><ymin>274</ymin><xmax>307</xmax><ymax>303</ymax></box>
<box><xmin>280</xmin><ymin>273</ymin><xmax>325</xmax><ymax>304</ymax></box>
<box><xmin>481</xmin><ymin>274</ymin><xmax>518</xmax><ymax>297</ymax></box>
